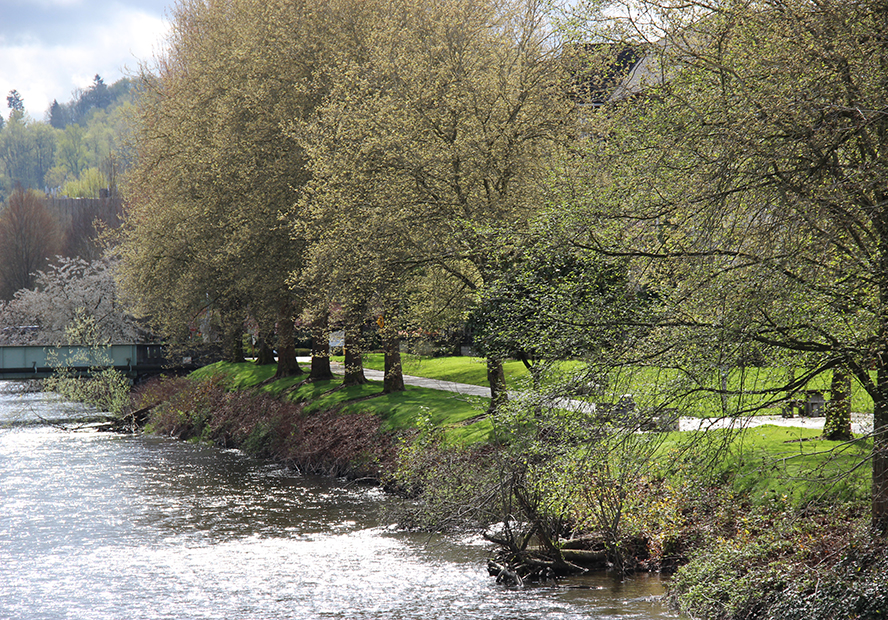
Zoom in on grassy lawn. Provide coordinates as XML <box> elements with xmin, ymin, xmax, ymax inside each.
<box><xmin>347</xmin><ymin>353</ymin><xmax>531</xmax><ymax>386</ymax></box>
<box><xmin>355</xmin><ymin>355</ymin><xmax>875</xmax><ymax>416</ymax></box>
<box><xmin>653</xmin><ymin>424</ymin><xmax>872</xmax><ymax>506</ymax></box>
<box><xmin>191</xmin><ymin>361</ymin><xmax>872</xmax><ymax>503</ymax></box>
<box><xmin>726</xmin><ymin>425</ymin><xmax>872</xmax><ymax>504</ymax></box>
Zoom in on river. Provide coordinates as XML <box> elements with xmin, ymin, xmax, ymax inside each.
<box><xmin>0</xmin><ymin>386</ymin><xmax>679</xmax><ymax>620</ymax></box>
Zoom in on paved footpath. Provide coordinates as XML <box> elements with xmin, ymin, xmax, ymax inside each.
<box><xmin>302</xmin><ymin>359</ymin><xmax>491</xmax><ymax>397</ymax></box>
<box><xmin>310</xmin><ymin>359</ymin><xmax>875</xmax><ymax>435</ymax></box>
<box><xmin>679</xmin><ymin>413</ymin><xmax>874</xmax><ymax>435</ymax></box>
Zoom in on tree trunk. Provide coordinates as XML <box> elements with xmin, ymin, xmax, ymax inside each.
<box><xmin>274</xmin><ymin>307</ymin><xmax>303</xmax><ymax>379</ymax></box>
<box><xmin>824</xmin><ymin>364</ymin><xmax>852</xmax><ymax>441</ymax></box>
<box><xmin>309</xmin><ymin>317</ymin><xmax>333</xmax><ymax>381</ymax></box>
<box><xmin>221</xmin><ymin>307</ymin><xmax>245</xmax><ymax>363</ymax></box>
<box><xmin>873</xmin><ymin>208</ymin><xmax>888</xmax><ymax>536</ymax></box>
<box><xmin>343</xmin><ymin>323</ymin><xmax>367</xmax><ymax>386</ymax></box>
<box><xmin>383</xmin><ymin>330</ymin><xmax>405</xmax><ymax>393</ymax></box>
<box><xmin>487</xmin><ymin>356</ymin><xmax>507</xmax><ymax>413</ymax></box>
<box><xmin>874</xmin><ymin>217</ymin><xmax>888</xmax><ymax>536</ymax></box>
<box><xmin>255</xmin><ymin>335</ymin><xmax>276</xmax><ymax>366</ymax></box>
<box><xmin>874</xmin><ymin>362</ymin><xmax>888</xmax><ymax>536</ymax></box>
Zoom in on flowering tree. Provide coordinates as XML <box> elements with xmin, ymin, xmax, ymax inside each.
<box><xmin>0</xmin><ymin>256</ymin><xmax>146</xmax><ymax>345</ymax></box>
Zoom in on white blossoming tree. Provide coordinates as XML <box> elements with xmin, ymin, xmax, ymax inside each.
<box><xmin>0</xmin><ymin>256</ymin><xmax>146</xmax><ymax>346</ymax></box>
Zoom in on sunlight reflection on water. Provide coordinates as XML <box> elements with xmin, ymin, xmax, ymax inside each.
<box><xmin>0</xmin><ymin>394</ymin><xmax>679</xmax><ymax>620</ymax></box>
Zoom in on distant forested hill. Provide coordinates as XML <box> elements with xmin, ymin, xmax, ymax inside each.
<box><xmin>0</xmin><ymin>75</ymin><xmax>134</xmax><ymax>201</ymax></box>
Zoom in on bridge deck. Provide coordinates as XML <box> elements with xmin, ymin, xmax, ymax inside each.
<box><xmin>0</xmin><ymin>344</ymin><xmax>181</xmax><ymax>379</ymax></box>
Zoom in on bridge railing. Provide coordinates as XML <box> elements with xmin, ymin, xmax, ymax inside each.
<box><xmin>0</xmin><ymin>344</ymin><xmax>169</xmax><ymax>377</ymax></box>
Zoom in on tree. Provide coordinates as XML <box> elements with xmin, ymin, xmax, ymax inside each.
<box><xmin>0</xmin><ymin>186</ymin><xmax>63</xmax><ymax>299</ymax></box>
<box><xmin>54</xmin><ymin>124</ymin><xmax>89</xmax><ymax>181</ymax></box>
<box><xmin>296</xmin><ymin>0</ymin><xmax>574</xmax><ymax>407</ymax></box>
<box><xmin>119</xmin><ymin>0</ymin><xmax>342</xmax><ymax>371</ymax></box>
<box><xmin>47</xmin><ymin>77</ymin><xmax>134</xmax><ymax>130</ymax></box>
<box><xmin>470</xmin><ymin>227</ymin><xmax>644</xmax><ymax>390</ymax></box>
<box><xmin>6</xmin><ymin>90</ymin><xmax>24</xmax><ymax>113</ymax></box>
<box><xmin>297</xmin><ymin>219</ymin><xmax>412</xmax><ymax>390</ymax></box>
<box><xmin>42</xmin><ymin>312</ymin><xmax>132</xmax><ymax>418</ymax></box>
<box><xmin>48</xmin><ymin>100</ymin><xmax>69</xmax><ymax>130</ymax></box>
<box><xmin>564</xmin><ymin>0</ymin><xmax>888</xmax><ymax>533</ymax></box>
<box><xmin>0</xmin><ymin>256</ymin><xmax>145</xmax><ymax>345</ymax></box>
<box><xmin>0</xmin><ymin>112</ymin><xmax>57</xmax><ymax>193</ymax></box>
<box><xmin>69</xmin><ymin>75</ymin><xmax>113</xmax><ymax>126</ymax></box>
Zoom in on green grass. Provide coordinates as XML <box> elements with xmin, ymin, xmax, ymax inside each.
<box><xmin>652</xmin><ymin>424</ymin><xmax>872</xmax><ymax>506</ymax></box>
<box><xmin>726</xmin><ymin>425</ymin><xmax>871</xmax><ymax>505</ymax></box>
<box><xmin>342</xmin><ymin>356</ymin><xmax>876</xmax><ymax>417</ymax></box>
<box><xmin>347</xmin><ymin>353</ymin><xmax>530</xmax><ymax>386</ymax></box>
<box><xmin>191</xmin><ymin>361</ymin><xmax>491</xmax><ymax>445</ymax></box>
<box><xmin>190</xmin><ymin>361</ymin><xmax>306</xmax><ymax>396</ymax></box>
<box><xmin>189</xmin><ymin>360</ymin><xmax>873</xmax><ymax>505</ymax></box>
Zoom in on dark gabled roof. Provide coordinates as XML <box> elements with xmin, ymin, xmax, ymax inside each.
<box><xmin>565</xmin><ymin>43</ymin><xmax>645</xmax><ymax>105</ymax></box>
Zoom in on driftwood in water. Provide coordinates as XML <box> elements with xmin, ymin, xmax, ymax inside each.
<box><xmin>486</xmin><ymin>532</ymin><xmax>614</xmax><ymax>585</ymax></box>
<box><xmin>100</xmin><ymin>403</ymin><xmax>158</xmax><ymax>433</ymax></box>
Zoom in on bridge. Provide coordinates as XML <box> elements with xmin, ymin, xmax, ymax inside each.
<box><xmin>0</xmin><ymin>344</ymin><xmax>194</xmax><ymax>380</ymax></box>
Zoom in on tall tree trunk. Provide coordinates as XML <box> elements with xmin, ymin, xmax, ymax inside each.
<box><xmin>874</xmin><ymin>219</ymin><xmax>888</xmax><ymax>536</ymax></box>
<box><xmin>487</xmin><ymin>356</ymin><xmax>507</xmax><ymax>414</ymax></box>
<box><xmin>253</xmin><ymin>318</ymin><xmax>276</xmax><ymax>365</ymax></box>
<box><xmin>273</xmin><ymin>303</ymin><xmax>303</xmax><ymax>379</ymax></box>
<box><xmin>824</xmin><ymin>364</ymin><xmax>852</xmax><ymax>441</ymax></box>
<box><xmin>871</xmin><ymin>203</ymin><xmax>888</xmax><ymax>535</ymax></box>
<box><xmin>255</xmin><ymin>334</ymin><xmax>276</xmax><ymax>366</ymax></box>
<box><xmin>309</xmin><ymin>316</ymin><xmax>333</xmax><ymax>381</ymax></box>
<box><xmin>383</xmin><ymin>327</ymin><xmax>405</xmax><ymax>393</ymax></box>
<box><xmin>343</xmin><ymin>323</ymin><xmax>367</xmax><ymax>386</ymax></box>
<box><xmin>221</xmin><ymin>306</ymin><xmax>245</xmax><ymax>363</ymax></box>
<box><xmin>874</xmin><ymin>361</ymin><xmax>888</xmax><ymax>536</ymax></box>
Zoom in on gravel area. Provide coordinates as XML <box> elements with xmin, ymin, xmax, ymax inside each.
<box><xmin>680</xmin><ymin>413</ymin><xmax>874</xmax><ymax>435</ymax></box>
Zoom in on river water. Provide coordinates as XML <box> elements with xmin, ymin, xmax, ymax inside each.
<box><xmin>0</xmin><ymin>386</ymin><xmax>679</xmax><ymax>620</ymax></box>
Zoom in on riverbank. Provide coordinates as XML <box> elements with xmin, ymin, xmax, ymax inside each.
<box><xmin>4</xmin><ymin>390</ymin><xmax>677</xmax><ymax>620</ymax></box>
<box><xmin>130</xmin><ymin>360</ymin><xmax>887</xmax><ymax>620</ymax></box>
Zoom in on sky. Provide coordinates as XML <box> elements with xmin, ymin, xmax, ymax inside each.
<box><xmin>0</xmin><ymin>0</ymin><xmax>172</xmax><ymax>120</ymax></box>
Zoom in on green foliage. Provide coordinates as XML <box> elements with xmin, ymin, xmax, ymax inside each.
<box><xmin>42</xmin><ymin>312</ymin><xmax>131</xmax><ymax>416</ymax></box>
<box><xmin>668</xmin><ymin>511</ymin><xmax>888</xmax><ymax>620</ymax></box>
<box><xmin>0</xmin><ymin>77</ymin><xmax>132</xmax><ymax>198</ymax></box>
<box><xmin>0</xmin><ymin>112</ymin><xmax>56</xmax><ymax>197</ymax></box>
<box><xmin>49</xmin><ymin>75</ymin><xmax>130</xmax><ymax>130</ymax></box>
<box><xmin>558</xmin><ymin>0</ymin><xmax>888</xmax><ymax>529</ymax></box>
<box><xmin>118</xmin><ymin>0</ymin><xmax>315</xmax><ymax>362</ymax></box>
<box><xmin>61</xmin><ymin>168</ymin><xmax>107</xmax><ymax>198</ymax></box>
<box><xmin>469</xmin><ymin>227</ymin><xmax>647</xmax><ymax>374</ymax></box>
<box><xmin>764</xmin><ymin>548</ymin><xmax>888</xmax><ymax>620</ymax></box>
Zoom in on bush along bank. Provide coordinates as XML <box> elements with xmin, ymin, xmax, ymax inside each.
<box><xmin>132</xmin><ymin>374</ymin><xmax>398</xmax><ymax>479</ymax></box>
<box><xmin>128</xmin><ymin>363</ymin><xmax>887</xmax><ymax>619</ymax></box>
<box><xmin>666</xmin><ymin>507</ymin><xmax>888</xmax><ymax>620</ymax></box>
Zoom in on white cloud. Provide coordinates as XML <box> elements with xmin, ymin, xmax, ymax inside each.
<box><xmin>0</xmin><ymin>4</ymin><xmax>169</xmax><ymax>120</ymax></box>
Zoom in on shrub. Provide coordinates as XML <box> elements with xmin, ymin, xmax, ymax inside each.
<box><xmin>667</xmin><ymin>504</ymin><xmax>883</xmax><ymax>620</ymax></box>
<box><xmin>138</xmin><ymin>376</ymin><xmax>397</xmax><ymax>478</ymax></box>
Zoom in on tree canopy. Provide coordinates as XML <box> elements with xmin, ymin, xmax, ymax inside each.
<box><xmin>0</xmin><ymin>77</ymin><xmax>134</xmax><ymax>201</ymax></box>
<box><xmin>555</xmin><ymin>0</ymin><xmax>888</xmax><ymax>533</ymax></box>
<box><xmin>295</xmin><ymin>0</ymin><xmax>574</xmax><ymax>401</ymax></box>
<box><xmin>110</xmin><ymin>0</ymin><xmax>888</xmax><ymax>535</ymax></box>
<box><xmin>118</xmin><ymin>0</ymin><xmax>346</xmax><ymax>369</ymax></box>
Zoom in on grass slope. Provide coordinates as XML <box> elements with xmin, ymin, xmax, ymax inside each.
<box><xmin>192</xmin><ymin>359</ymin><xmax>871</xmax><ymax>505</ymax></box>
<box><xmin>193</xmin><ymin>361</ymin><xmax>491</xmax><ymax>445</ymax></box>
